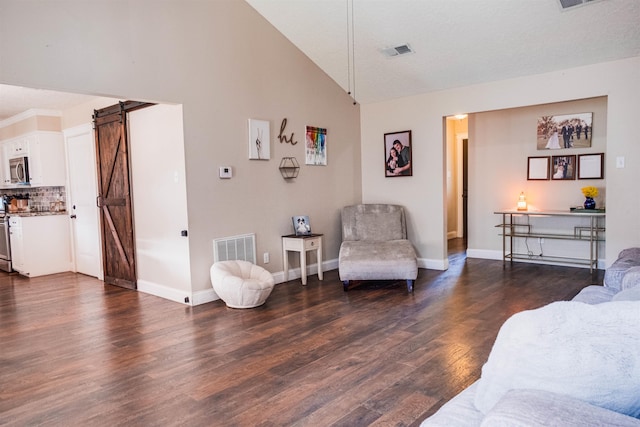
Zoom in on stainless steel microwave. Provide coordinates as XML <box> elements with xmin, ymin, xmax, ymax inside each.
<box><xmin>9</xmin><ymin>156</ymin><xmax>30</xmax><ymax>185</ymax></box>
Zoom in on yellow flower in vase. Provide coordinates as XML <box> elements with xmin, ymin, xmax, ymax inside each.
<box><xmin>581</xmin><ymin>186</ymin><xmax>598</xmax><ymax>209</ymax></box>
<box><xmin>581</xmin><ymin>186</ymin><xmax>598</xmax><ymax>198</ymax></box>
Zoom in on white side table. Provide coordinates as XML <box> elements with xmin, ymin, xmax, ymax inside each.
<box><xmin>282</xmin><ymin>233</ymin><xmax>323</xmax><ymax>285</ymax></box>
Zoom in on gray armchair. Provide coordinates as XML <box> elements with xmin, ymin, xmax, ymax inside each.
<box><xmin>338</xmin><ymin>204</ymin><xmax>418</xmax><ymax>292</ymax></box>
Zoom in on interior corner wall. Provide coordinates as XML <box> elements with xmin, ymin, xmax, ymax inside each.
<box><xmin>0</xmin><ymin>0</ymin><xmax>362</xmax><ymax>298</ymax></box>
<box><xmin>361</xmin><ymin>56</ymin><xmax>640</xmax><ymax>268</ymax></box>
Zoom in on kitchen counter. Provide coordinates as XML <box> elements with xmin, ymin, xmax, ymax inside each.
<box><xmin>7</xmin><ymin>210</ymin><xmax>68</xmax><ymax>217</ymax></box>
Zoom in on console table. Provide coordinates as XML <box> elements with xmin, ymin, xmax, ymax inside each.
<box><xmin>282</xmin><ymin>233</ymin><xmax>323</xmax><ymax>285</ymax></box>
<box><xmin>495</xmin><ymin>210</ymin><xmax>605</xmax><ymax>272</ymax></box>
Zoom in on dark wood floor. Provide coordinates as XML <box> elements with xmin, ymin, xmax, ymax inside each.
<box><xmin>0</xmin><ymin>239</ymin><xmax>603</xmax><ymax>426</ymax></box>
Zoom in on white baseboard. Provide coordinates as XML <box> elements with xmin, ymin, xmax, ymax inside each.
<box><xmin>466</xmin><ymin>249</ymin><xmax>503</xmax><ymax>260</ymax></box>
<box><xmin>137</xmin><ymin>279</ymin><xmax>194</xmax><ymax>305</ymax></box>
<box><xmin>418</xmin><ymin>257</ymin><xmax>447</xmax><ymax>271</ymax></box>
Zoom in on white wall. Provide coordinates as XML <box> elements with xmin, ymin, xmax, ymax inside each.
<box><xmin>128</xmin><ymin>104</ymin><xmax>192</xmax><ymax>303</ymax></box>
<box><xmin>0</xmin><ymin>1</ymin><xmax>362</xmax><ymax>300</ymax></box>
<box><xmin>361</xmin><ymin>56</ymin><xmax>640</xmax><ymax>268</ymax></box>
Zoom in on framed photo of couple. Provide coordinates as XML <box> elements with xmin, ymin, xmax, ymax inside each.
<box><xmin>384</xmin><ymin>130</ymin><xmax>412</xmax><ymax>177</ymax></box>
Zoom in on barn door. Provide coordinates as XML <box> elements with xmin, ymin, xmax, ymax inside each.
<box><xmin>93</xmin><ymin>101</ymin><xmax>152</xmax><ymax>290</ymax></box>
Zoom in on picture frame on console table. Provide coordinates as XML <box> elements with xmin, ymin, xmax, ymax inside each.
<box><xmin>551</xmin><ymin>155</ymin><xmax>576</xmax><ymax>180</ymax></box>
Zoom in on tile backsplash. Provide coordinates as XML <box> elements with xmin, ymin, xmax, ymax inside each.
<box><xmin>2</xmin><ymin>186</ymin><xmax>66</xmax><ymax>212</ymax></box>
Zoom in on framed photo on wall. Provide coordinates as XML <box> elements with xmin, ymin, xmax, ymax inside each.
<box><xmin>537</xmin><ymin>112</ymin><xmax>593</xmax><ymax>150</ymax></box>
<box><xmin>248</xmin><ymin>119</ymin><xmax>270</xmax><ymax>160</ymax></box>
<box><xmin>384</xmin><ymin>130</ymin><xmax>412</xmax><ymax>177</ymax></box>
<box><xmin>578</xmin><ymin>153</ymin><xmax>604</xmax><ymax>179</ymax></box>
<box><xmin>527</xmin><ymin>156</ymin><xmax>550</xmax><ymax>180</ymax></box>
<box><xmin>551</xmin><ymin>155</ymin><xmax>576</xmax><ymax>180</ymax></box>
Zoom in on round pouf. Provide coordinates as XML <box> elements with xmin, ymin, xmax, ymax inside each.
<box><xmin>210</xmin><ymin>260</ymin><xmax>274</xmax><ymax>309</ymax></box>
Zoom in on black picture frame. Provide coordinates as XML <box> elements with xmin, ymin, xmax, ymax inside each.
<box><xmin>384</xmin><ymin>130</ymin><xmax>412</xmax><ymax>177</ymax></box>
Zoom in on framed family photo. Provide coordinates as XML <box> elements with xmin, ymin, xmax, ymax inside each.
<box><xmin>384</xmin><ymin>130</ymin><xmax>412</xmax><ymax>177</ymax></box>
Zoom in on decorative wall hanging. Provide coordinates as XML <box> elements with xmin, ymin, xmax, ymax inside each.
<box><xmin>277</xmin><ymin>118</ymin><xmax>298</xmax><ymax>145</ymax></box>
<box><xmin>527</xmin><ymin>156</ymin><xmax>550</xmax><ymax>180</ymax></box>
<box><xmin>551</xmin><ymin>155</ymin><xmax>576</xmax><ymax>180</ymax></box>
<box><xmin>248</xmin><ymin>119</ymin><xmax>270</xmax><ymax>160</ymax></box>
<box><xmin>384</xmin><ymin>130</ymin><xmax>412</xmax><ymax>177</ymax></box>
<box><xmin>537</xmin><ymin>112</ymin><xmax>593</xmax><ymax>150</ymax></box>
<box><xmin>578</xmin><ymin>153</ymin><xmax>604</xmax><ymax>179</ymax></box>
<box><xmin>305</xmin><ymin>126</ymin><xmax>327</xmax><ymax>165</ymax></box>
<box><xmin>279</xmin><ymin>157</ymin><xmax>300</xmax><ymax>179</ymax></box>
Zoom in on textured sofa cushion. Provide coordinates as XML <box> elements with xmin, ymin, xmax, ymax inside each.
<box><xmin>621</xmin><ymin>266</ymin><xmax>640</xmax><ymax>290</ymax></box>
<box><xmin>481</xmin><ymin>389</ymin><xmax>640</xmax><ymax>427</ymax></box>
<box><xmin>604</xmin><ymin>248</ymin><xmax>640</xmax><ymax>290</ymax></box>
<box><xmin>612</xmin><ymin>286</ymin><xmax>640</xmax><ymax>302</ymax></box>
<box><xmin>338</xmin><ymin>240</ymin><xmax>417</xmax><ymax>281</ymax></box>
<box><xmin>355</xmin><ymin>211</ymin><xmax>403</xmax><ymax>241</ymax></box>
<box><xmin>474</xmin><ymin>301</ymin><xmax>640</xmax><ymax>417</ymax></box>
<box><xmin>571</xmin><ymin>285</ymin><xmax>619</xmax><ymax>304</ymax></box>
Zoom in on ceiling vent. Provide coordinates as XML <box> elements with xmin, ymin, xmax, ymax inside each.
<box><xmin>557</xmin><ymin>0</ymin><xmax>602</xmax><ymax>10</ymax></box>
<box><xmin>381</xmin><ymin>43</ymin><xmax>415</xmax><ymax>58</ymax></box>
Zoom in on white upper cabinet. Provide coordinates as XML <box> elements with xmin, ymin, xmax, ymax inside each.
<box><xmin>1</xmin><ymin>131</ymin><xmax>67</xmax><ymax>188</ymax></box>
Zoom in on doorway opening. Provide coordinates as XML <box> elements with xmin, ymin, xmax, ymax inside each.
<box><xmin>445</xmin><ymin>115</ymin><xmax>468</xmax><ymax>261</ymax></box>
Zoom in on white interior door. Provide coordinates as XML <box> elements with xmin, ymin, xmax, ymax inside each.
<box><xmin>64</xmin><ymin>124</ymin><xmax>102</xmax><ymax>279</ymax></box>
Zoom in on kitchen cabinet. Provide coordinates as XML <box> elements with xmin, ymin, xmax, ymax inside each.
<box><xmin>9</xmin><ymin>214</ymin><xmax>71</xmax><ymax>277</ymax></box>
<box><xmin>1</xmin><ymin>131</ymin><xmax>66</xmax><ymax>188</ymax></box>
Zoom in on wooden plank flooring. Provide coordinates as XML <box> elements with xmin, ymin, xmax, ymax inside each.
<box><xmin>0</xmin><ymin>240</ymin><xmax>603</xmax><ymax>426</ymax></box>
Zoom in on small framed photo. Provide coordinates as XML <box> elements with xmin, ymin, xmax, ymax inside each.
<box><xmin>578</xmin><ymin>153</ymin><xmax>604</xmax><ymax>179</ymax></box>
<box><xmin>248</xmin><ymin>119</ymin><xmax>270</xmax><ymax>160</ymax></box>
<box><xmin>384</xmin><ymin>130</ymin><xmax>412</xmax><ymax>177</ymax></box>
<box><xmin>527</xmin><ymin>156</ymin><xmax>550</xmax><ymax>180</ymax></box>
<box><xmin>551</xmin><ymin>155</ymin><xmax>576</xmax><ymax>180</ymax></box>
<box><xmin>292</xmin><ymin>215</ymin><xmax>311</xmax><ymax>236</ymax></box>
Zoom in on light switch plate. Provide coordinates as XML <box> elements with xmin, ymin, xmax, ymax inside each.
<box><xmin>616</xmin><ymin>156</ymin><xmax>625</xmax><ymax>168</ymax></box>
<box><xmin>219</xmin><ymin>166</ymin><xmax>233</xmax><ymax>179</ymax></box>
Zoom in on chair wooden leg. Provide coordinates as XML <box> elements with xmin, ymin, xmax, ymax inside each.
<box><xmin>406</xmin><ymin>280</ymin><xmax>414</xmax><ymax>293</ymax></box>
<box><xmin>343</xmin><ymin>281</ymin><xmax>350</xmax><ymax>292</ymax></box>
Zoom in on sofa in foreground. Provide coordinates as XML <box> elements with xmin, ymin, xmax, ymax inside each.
<box><xmin>421</xmin><ymin>249</ymin><xmax>640</xmax><ymax>427</ymax></box>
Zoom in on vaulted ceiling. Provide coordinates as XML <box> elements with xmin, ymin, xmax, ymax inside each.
<box><xmin>2</xmin><ymin>0</ymin><xmax>639</xmax><ymax>121</ymax></box>
<box><xmin>245</xmin><ymin>0</ymin><xmax>640</xmax><ymax>104</ymax></box>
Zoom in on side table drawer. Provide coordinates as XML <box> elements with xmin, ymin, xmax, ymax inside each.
<box><xmin>304</xmin><ymin>238</ymin><xmax>321</xmax><ymax>250</ymax></box>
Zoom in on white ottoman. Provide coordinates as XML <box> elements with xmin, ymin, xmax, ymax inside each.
<box><xmin>210</xmin><ymin>260</ymin><xmax>274</xmax><ymax>308</ymax></box>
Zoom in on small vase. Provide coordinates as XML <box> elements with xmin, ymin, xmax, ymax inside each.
<box><xmin>584</xmin><ymin>197</ymin><xmax>596</xmax><ymax>210</ymax></box>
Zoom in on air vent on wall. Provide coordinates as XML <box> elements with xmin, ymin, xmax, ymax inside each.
<box><xmin>381</xmin><ymin>43</ymin><xmax>415</xmax><ymax>58</ymax></box>
<box><xmin>557</xmin><ymin>0</ymin><xmax>601</xmax><ymax>10</ymax></box>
